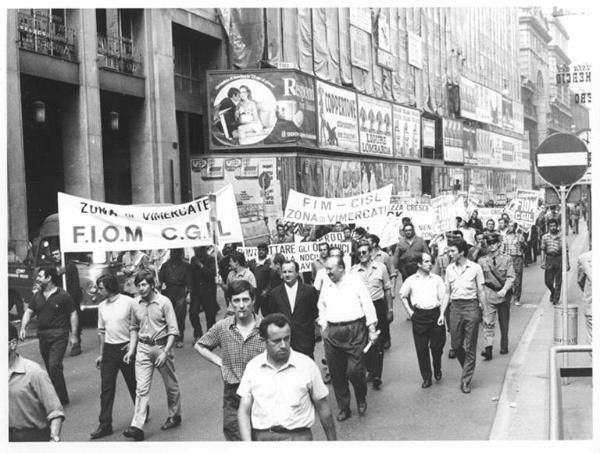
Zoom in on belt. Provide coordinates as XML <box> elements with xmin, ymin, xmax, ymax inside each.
<box><xmin>328</xmin><ymin>316</ymin><xmax>366</xmax><ymax>326</ymax></box>
<box><xmin>138</xmin><ymin>337</ymin><xmax>168</xmax><ymax>346</ymax></box>
<box><xmin>451</xmin><ymin>298</ymin><xmax>478</xmax><ymax>303</ymax></box>
<box><xmin>413</xmin><ymin>306</ymin><xmax>441</xmax><ymax>311</ymax></box>
<box><xmin>546</xmin><ymin>253</ymin><xmax>561</xmax><ymax>257</ymax></box>
<box><xmin>254</xmin><ymin>426</ymin><xmax>311</xmax><ymax>434</ymax></box>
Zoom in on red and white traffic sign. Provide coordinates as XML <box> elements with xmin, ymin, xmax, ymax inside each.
<box><xmin>534</xmin><ymin>133</ymin><xmax>590</xmax><ymax>187</ymax></box>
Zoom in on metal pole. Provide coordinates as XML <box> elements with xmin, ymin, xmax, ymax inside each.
<box><xmin>559</xmin><ymin>185</ymin><xmax>569</xmax><ymax>379</ymax></box>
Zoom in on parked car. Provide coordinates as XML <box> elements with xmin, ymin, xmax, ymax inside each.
<box><xmin>8</xmin><ymin>214</ymin><xmax>125</xmax><ymax>319</ymax></box>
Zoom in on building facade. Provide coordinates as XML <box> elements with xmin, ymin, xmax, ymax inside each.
<box><xmin>10</xmin><ymin>7</ymin><xmax>571</xmax><ymax>257</ymax></box>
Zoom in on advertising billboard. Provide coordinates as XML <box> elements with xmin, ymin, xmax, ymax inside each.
<box><xmin>208</xmin><ymin>70</ymin><xmax>317</xmax><ymax>149</ymax></box>
<box><xmin>358</xmin><ymin>94</ymin><xmax>393</xmax><ymax>157</ymax></box>
<box><xmin>316</xmin><ymin>80</ymin><xmax>359</xmax><ymax>152</ymax></box>
<box><xmin>393</xmin><ymin>105</ymin><xmax>421</xmax><ymax>159</ymax></box>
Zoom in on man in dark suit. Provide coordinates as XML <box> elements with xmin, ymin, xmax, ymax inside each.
<box><xmin>266</xmin><ymin>260</ymin><xmax>319</xmax><ymax>358</ymax></box>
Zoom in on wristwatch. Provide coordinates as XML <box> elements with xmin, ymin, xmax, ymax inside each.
<box><xmin>50</xmin><ymin>435</ymin><xmax>60</xmax><ymax>442</ymax></box>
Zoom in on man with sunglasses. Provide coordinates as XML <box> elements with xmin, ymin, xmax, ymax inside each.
<box><xmin>350</xmin><ymin>241</ymin><xmax>393</xmax><ymax>390</ymax></box>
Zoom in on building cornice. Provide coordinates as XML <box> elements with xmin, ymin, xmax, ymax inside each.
<box><xmin>519</xmin><ymin>15</ymin><xmax>552</xmax><ymax>43</ymax></box>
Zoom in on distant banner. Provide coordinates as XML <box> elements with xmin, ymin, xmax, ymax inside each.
<box><xmin>58</xmin><ymin>185</ymin><xmax>243</xmax><ymax>252</ymax></box>
<box><xmin>283</xmin><ymin>185</ymin><xmax>392</xmax><ymax>225</ymax></box>
<box><xmin>432</xmin><ymin>194</ymin><xmax>467</xmax><ymax>234</ymax></box>
<box><xmin>240</xmin><ymin>241</ymin><xmax>351</xmax><ymax>273</ymax></box>
<box><xmin>364</xmin><ymin>197</ymin><xmax>435</xmax><ymax>247</ymax></box>
<box><xmin>477</xmin><ymin>207</ymin><xmax>504</xmax><ymax>226</ymax></box>
<box><xmin>505</xmin><ymin>189</ymin><xmax>540</xmax><ymax>230</ymax></box>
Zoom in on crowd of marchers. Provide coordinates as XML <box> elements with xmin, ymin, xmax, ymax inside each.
<box><xmin>9</xmin><ymin>201</ymin><xmax>592</xmax><ymax>442</ymax></box>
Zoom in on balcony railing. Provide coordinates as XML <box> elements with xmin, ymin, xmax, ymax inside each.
<box><xmin>17</xmin><ymin>11</ymin><xmax>77</xmax><ymax>61</ymax></box>
<box><xmin>97</xmin><ymin>34</ymin><xmax>142</xmax><ymax>76</ymax></box>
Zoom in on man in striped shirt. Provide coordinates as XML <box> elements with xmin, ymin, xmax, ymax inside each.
<box><xmin>541</xmin><ymin>219</ymin><xmax>569</xmax><ymax>305</ymax></box>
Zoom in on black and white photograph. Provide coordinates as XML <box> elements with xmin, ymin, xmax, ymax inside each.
<box><xmin>4</xmin><ymin>3</ymin><xmax>596</xmax><ymax>450</ymax></box>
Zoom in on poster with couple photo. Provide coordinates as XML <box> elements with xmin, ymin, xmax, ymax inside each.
<box><xmin>208</xmin><ymin>70</ymin><xmax>317</xmax><ymax>149</ymax></box>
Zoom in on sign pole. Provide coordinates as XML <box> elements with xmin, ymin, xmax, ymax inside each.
<box><xmin>559</xmin><ymin>185</ymin><xmax>569</xmax><ymax>383</ymax></box>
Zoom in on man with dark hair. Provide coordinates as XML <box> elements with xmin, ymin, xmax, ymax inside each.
<box><xmin>478</xmin><ymin>233</ymin><xmax>515</xmax><ymax>360</ymax></box>
<box><xmin>467</xmin><ymin>210</ymin><xmax>483</xmax><ymax>234</ymax></box>
<box><xmin>367</xmin><ymin>233</ymin><xmax>395</xmax><ymax>350</ymax></box>
<box><xmin>351</xmin><ymin>241</ymin><xmax>393</xmax><ymax>390</ymax></box>
<box><xmin>122</xmin><ymin>270</ymin><xmax>182</xmax><ymax>441</ymax></box>
<box><xmin>272</xmin><ymin>223</ymin><xmax>293</xmax><ymax>244</ymax></box>
<box><xmin>90</xmin><ymin>274</ymin><xmax>137</xmax><ymax>439</ymax></box>
<box><xmin>9</xmin><ymin>323</ymin><xmax>65</xmax><ymax>442</ymax></box>
<box><xmin>485</xmin><ymin>219</ymin><xmax>496</xmax><ymax>234</ymax></box>
<box><xmin>189</xmin><ymin>246</ymin><xmax>219</xmax><ymax>342</ymax></box>
<box><xmin>541</xmin><ymin>218</ymin><xmax>569</xmax><ymax>305</ymax></box>
<box><xmin>497</xmin><ymin>218</ymin><xmax>508</xmax><ymax>240</ymax></box>
<box><xmin>195</xmin><ymin>280</ymin><xmax>265</xmax><ymax>441</ymax></box>
<box><xmin>237</xmin><ymin>314</ymin><xmax>336</xmax><ymax>441</ymax></box>
<box><xmin>227</xmin><ymin>250</ymin><xmax>257</xmax><ymax>289</ymax></box>
<box><xmin>249</xmin><ymin>242</ymin><xmax>275</xmax><ymax>315</ymax></box>
<box><xmin>312</xmin><ymin>242</ymin><xmax>330</xmax><ymax>283</ymax></box>
<box><xmin>399</xmin><ymin>252</ymin><xmax>447</xmax><ymax>388</ymax></box>
<box><xmin>468</xmin><ymin>232</ymin><xmax>487</xmax><ymax>262</ymax></box>
<box><xmin>19</xmin><ymin>266</ymin><xmax>78</xmax><ymax>405</ymax></box>
<box><xmin>217</xmin><ymin>87</ymin><xmax>240</xmax><ymax>137</ymax></box>
<box><xmin>50</xmin><ymin>247</ymin><xmax>83</xmax><ymax>356</ymax></box>
<box><xmin>159</xmin><ymin>248</ymin><xmax>192</xmax><ymax>348</ymax></box>
<box><xmin>266</xmin><ymin>260</ymin><xmax>319</xmax><ymax>358</ymax></box>
<box><xmin>393</xmin><ymin>223</ymin><xmax>430</xmax><ymax>283</ymax></box>
<box><xmin>318</xmin><ymin>255</ymin><xmax>378</xmax><ymax>421</ymax></box>
<box><xmin>445</xmin><ymin>239</ymin><xmax>486</xmax><ymax>393</ymax></box>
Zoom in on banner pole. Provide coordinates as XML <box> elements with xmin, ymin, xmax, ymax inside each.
<box><xmin>60</xmin><ymin>250</ymin><xmax>67</xmax><ymax>290</ymax></box>
<box><xmin>209</xmin><ymin>194</ymin><xmax>220</xmax><ymax>287</ymax></box>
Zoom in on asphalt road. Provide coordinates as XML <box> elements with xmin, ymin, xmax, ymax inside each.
<box><xmin>13</xmin><ymin>232</ymin><xmax>582</xmax><ymax>442</ymax></box>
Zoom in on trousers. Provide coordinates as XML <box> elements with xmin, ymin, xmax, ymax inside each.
<box><xmin>544</xmin><ymin>255</ymin><xmax>562</xmax><ymax>304</ymax></box>
<box><xmin>411</xmin><ymin>307</ymin><xmax>446</xmax><ymax>380</ymax></box>
<box><xmin>366</xmin><ymin>299</ymin><xmax>388</xmax><ymax>380</ymax></box>
<box><xmin>9</xmin><ymin>426</ymin><xmax>50</xmax><ymax>442</ymax></box>
<box><xmin>131</xmin><ymin>342</ymin><xmax>181</xmax><ymax>429</ymax></box>
<box><xmin>323</xmin><ymin>319</ymin><xmax>368</xmax><ymax>412</ymax></box>
<box><xmin>481</xmin><ymin>288</ymin><xmax>510</xmax><ymax>350</ymax></box>
<box><xmin>98</xmin><ymin>342</ymin><xmax>137</xmax><ymax>427</ymax></box>
<box><xmin>252</xmin><ymin>427</ymin><xmax>312</xmax><ymax>441</ymax></box>
<box><xmin>38</xmin><ymin>328</ymin><xmax>69</xmax><ymax>405</ymax></box>
<box><xmin>449</xmin><ymin>299</ymin><xmax>482</xmax><ymax>386</ymax></box>
<box><xmin>223</xmin><ymin>383</ymin><xmax>241</xmax><ymax>441</ymax></box>
<box><xmin>511</xmin><ymin>256</ymin><xmax>524</xmax><ymax>302</ymax></box>
<box><xmin>190</xmin><ymin>287</ymin><xmax>218</xmax><ymax>340</ymax></box>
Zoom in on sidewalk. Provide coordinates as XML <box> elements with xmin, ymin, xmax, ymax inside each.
<box><xmin>490</xmin><ymin>223</ymin><xmax>592</xmax><ymax>440</ymax></box>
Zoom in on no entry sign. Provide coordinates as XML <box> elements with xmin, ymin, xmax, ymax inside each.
<box><xmin>535</xmin><ymin>133</ymin><xmax>589</xmax><ymax>187</ymax></box>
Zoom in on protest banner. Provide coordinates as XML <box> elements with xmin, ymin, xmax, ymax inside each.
<box><xmin>363</xmin><ymin>196</ymin><xmax>435</xmax><ymax>247</ymax></box>
<box><xmin>431</xmin><ymin>194</ymin><xmax>467</xmax><ymax>235</ymax></box>
<box><xmin>477</xmin><ymin>207</ymin><xmax>505</xmax><ymax>226</ymax></box>
<box><xmin>240</xmin><ymin>241</ymin><xmax>351</xmax><ymax>273</ymax></box>
<box><xmin>505</xmin><ymin>189</ymin><xmax>540</xmax><ymax>230</ymax></box>
<box><xmin>58</xmin><ymin>185</ymin><xmax>243</xmax><ymax>253</ymax></box>
<box><xmin>283</xmin><ymin>185</ymin><xmax>392</xmax><ymax>225</ymax></box>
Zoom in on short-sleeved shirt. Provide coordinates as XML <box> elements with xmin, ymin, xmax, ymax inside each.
<box><xmin>30</xmin><ymin>288</ymin><xmax>75</xmax><ymax>331</ymax></box>
<box><xmin>237</xmin><ymin>350</ymin><xmax>328</xmax><ymax>430</ymax></box>
<box><xmin>541</xmin><ymin>232</ymin><xmax>564</xmax><ymax>256</ymax></box>
<box><xmin>197</xmin><ymin>315</ymin><xmax>265</xmax><ymax>384</ymax></box>
<box><xmin>350</xmin><ymin>261</ymin><xmax>391</xmax><ymax>301</ymax></box>
<box><xmin>227</xmin><ymin>267</ymin><xmax>257</xmax><ymax>288</ymax></box>
<box><xmin>317</xmin><ymin>273</ymin><xmax>377</xmax><ymax>329</ymax></box>
<box><xmin>399</xmin><ymin>272</ymin><xmax>445</xmax><ymax>309</ymax></box>
<box><xmin>9</xmin><ymin>355</ymin><xmax>65</xmax><ymax>430</ymax></box>
<box><xmin>98</xmin><ymin>294</ymin><xmax>134</xmax><ymax>344</ymax></box>
<box><xmin>478</xmin><ymin>252</ymin><xmax>515</xmax><ymax>303</ymax></box>
<box><xmin>129</xmin><ymin>291</ymin><xmax>179</xmax><ymax>342</ymax></box>
<box><xmin>372</xmin><ymin>249</ymin><xmax>395</xmax><ymax>278</ymax></box>
<box><xmin>503</xmin><ymin>232</ymin><xmax>524</xmax><ymax>257</ymax></box>
<box><xmin>445</xmin><ymin>259</ymin><xmax>485</xmax><ymax>300</ymax></box>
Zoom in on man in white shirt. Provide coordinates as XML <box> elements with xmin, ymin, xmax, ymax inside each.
<box><xmin>318</xmin><ymin>256</ymin><xmax>378</xmax><ymax>421</ymax></box>
<box><xmin>90</xmin><ymin>274</ymin><xmax>137</xmax><ymax>439</ymax></box>
<box><xmin>237</xmin><ymin>314</ymin><xmax>336</xmax><ymax>441</ymax></box>
<box><xmin>400</xmin><ymin>252</ymin><xmax>447</xmax><ymax>389</ymax></box>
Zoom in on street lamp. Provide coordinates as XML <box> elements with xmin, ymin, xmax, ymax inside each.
<box><xmin>34</xmin><ymin>101</ymin><xmax>46</xmax><ymax>123</ymax></box>
<box><xmin>109</xmin><ymin>111</ymin><xmax>119</xmax><ymax>131</ymax></box>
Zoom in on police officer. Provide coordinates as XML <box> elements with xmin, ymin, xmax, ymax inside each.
<box><xmin>477</xmin><ymin>233</ymin><xmax>515</xmax><ymax>360</ymax></box>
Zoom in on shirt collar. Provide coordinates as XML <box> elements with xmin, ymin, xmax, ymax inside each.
<box><xmin>258</xmin><ymin>350</ymin><xmax>297</xmax><ymax>371</ymax></box>
<box><xmin>137</xmin><ymin>290</ymin><xmax>160</xmax><ymax>305</ymax></box>
<box><xmin>284</xmin><ymin>281</ymin><xmax>298</xmax><ymax>290</ymax></box>
<box><xmin>9</xmin><ymin>354</ymin><xmax>26</xmax><ymax>375</ymax></box>
<box><xmin>227</xmin><ymin>313</ymin><xmax>262</xmax><ymax>331</ymax></box>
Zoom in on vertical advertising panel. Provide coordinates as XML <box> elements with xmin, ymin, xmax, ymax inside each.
<box><xmin>459</xmin><ymin>76</ymin><xmax>478</xmax><ymax>121</ymax></box>
<box><xmin>422</xmin><ymin>118</ymin><xmax>436</xmax><ymax>149</ymax></box>
<box><xmin>357</xmin><ymin>95</ymin><xmax>394</xmax><ymax>156</ymax></box>
<box><xmin>393</xmin><ymin>105</ymin><xmax>421</xmax><ymax>159</ymax></box>
<box><xmin>208</xmin><ymin>70</ymin><xmax>317</xmax><ymax>149</ymax></box>
<box><xmin>442</xmin><ymin>118</ymin><xmax>464</xmax><ymax>163</ymax></box>
<box><xmin>316</xmin><ymin>80</ymin><xmax>359</xmax><ymax>152</ymax></box>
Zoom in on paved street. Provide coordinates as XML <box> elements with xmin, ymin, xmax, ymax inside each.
<box><xmin>14</xmin><ymin>227</ymin><xmax>590</xmax><ymax>441</ymax></box>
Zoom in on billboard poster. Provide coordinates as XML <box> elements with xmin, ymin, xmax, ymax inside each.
<box><xmin>316</xmin><ymin>80</ymin><xmax>359</xmax><ymax>152</ymax></box>
<box><xmin>358</xmin><ymin>95</ymin><xmax>393</xmax><ymax>156</ymax></box>
<box><xmin>208</xmin><ymin>70</ymin><xmax>317</xmax><ymax>149</ymax></box>
<box><xmin>463</xmin><ymin>124</ymin><xmax>477</xmax><ymax>165</ymax></box>
<box><xmin>512</xmin><ymin>102</ymin><xmax>524</xmax><ymax>135</ymax></box>
<box><xmin>422</xmin><ymin>118</ymin><xmax>436</xmax><ymax>149</ymax></box>
<box><xmin>442</xmin><ymin>118</ymin><xmax>464</xmax><ymax>163</ymax></box>
<box><xmin>190</xmin><ymin>156</ymin><xmax>282</xmax><ymax>233</ymax></box>
<box><xmin>502</xmin><ymin>97</ymin><xmax>514</xmax><ymax>130</ymax></box>
<box><xmin>393</xmin><ymin>105</ymin><xmax>421</xmax><ymax>159</ymax></box>
<box><xmin>459</xmin><ymin>76</ymin><xmax>478</xmax><ymax>121</ymax></box>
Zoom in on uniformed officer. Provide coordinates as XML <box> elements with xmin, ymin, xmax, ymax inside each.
<box><xmin>477</xmin><ymin>233</ymin><xmax>515</xmax><ymax>360</ymax></box>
